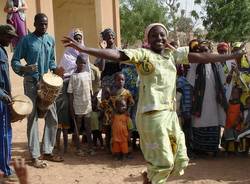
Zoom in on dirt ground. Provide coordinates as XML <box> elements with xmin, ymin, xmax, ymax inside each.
<box><xmin>9</xmin><ymin>65</ymin><xmax>250</xmax><ymax>184</ymax></box>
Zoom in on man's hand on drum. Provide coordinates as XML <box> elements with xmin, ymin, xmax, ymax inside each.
<box><xmin>20</xmin><ymin>64</ymin><xmax>38</xmax><ymax>73</ymax></box>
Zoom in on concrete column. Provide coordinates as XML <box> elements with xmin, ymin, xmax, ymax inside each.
<box><xmin>94</xmin><ymin>0</ymin><xmax>121</xmax><ymax>47</ymax></box>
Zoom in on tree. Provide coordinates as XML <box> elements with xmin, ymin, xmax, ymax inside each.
<box><xmin>176</xmin><ymin>16</ymin><xmax>194</xmax><ymax>44</ymax></box>
<box><xmin>160</xmin><ymin>0</ymin><xmax>181</xmax><ymax>44</ymax></box>
<box><xmin>160</xmin><ymin>0</ymin><xmax>196</xmax><ymax>45</ymax></box>
<box><xmin>120</xmin><ymin>0</ymin><xmax>168</xmax><ymax>45</ymax></box>
<box><xmin>195</xmin><ymin>0</ymin><xmax>250</xmax><ymax>42</ymax></box>
<box><xmin>193</xmin><ymin>27</ymin><xmax>207</xmax><ymax>39</ymax></box>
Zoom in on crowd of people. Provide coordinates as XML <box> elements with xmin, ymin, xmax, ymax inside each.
<box><xmin>0</xmin><ymin>3</ymin><xmax>249</xmax><ymax>184</ymax></box>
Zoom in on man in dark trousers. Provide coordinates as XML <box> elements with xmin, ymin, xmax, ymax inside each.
<box><xmin>0</xmin><ymin>24</ymin><xmax>18</xmax><ymax>182</ymax></box>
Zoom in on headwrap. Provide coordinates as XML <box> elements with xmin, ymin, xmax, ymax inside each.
<box><xmin>217</xmin><ymin>42</ymin><xmax>229</xmax><ymax>51</ymax></box>
<box><xmin>199</xmin><ymin>40</ymin><xmax>213</xmax><ymax>51</ymax></box>
<box><xmin>143</xmin><ymin>23</ymin><xmax>169</xmax><ymax>45</ymax></box>
<box><xmin>69</xmin><ymin>28</ymin><xmax>84</xmax><ymax>45</ymax></box>
<box><xmin>100</xmin><ymin>28</ymin><xmax>116</xmax><ymax>38</ymax></box>
<box><xmin>232</xmin><ymin>42</ymin><xmax>242</xmax><ymax>49</ymax></box>
<box><xmin>189</xmin><ymin>40</ymin><xmax>199</xmax><ymax>50</ymax></box>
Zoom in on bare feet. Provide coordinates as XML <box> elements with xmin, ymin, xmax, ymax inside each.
<box><xmin>142</xmin><ymin>171</ymin><xmax>151</xmax><ymax>184</ymax></box>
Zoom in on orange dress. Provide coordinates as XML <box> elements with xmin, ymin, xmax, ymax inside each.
<box><xmin>111</xmin><ymin>113</ymin><xmax>131</xmax><ymax>154</ymax></box>
<box><xmin>225</xmin><ymin>100</ymin><xmax>243</xmax><ymax>131</ymax></box>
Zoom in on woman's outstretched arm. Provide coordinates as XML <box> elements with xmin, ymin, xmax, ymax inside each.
<box><xmin>62</xmin><ymin>37</ymin><xmax>129</xmax><ymax>62</ymax></box>
<box><xmin>188</xmin><ymin>51</ymin><xmax>244</xmax><ymax>64</ymax></box>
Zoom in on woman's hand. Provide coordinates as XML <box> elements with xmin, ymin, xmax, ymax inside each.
<box><xmin>12</xmin><ymin>6</ymin><xmax>18</xmax><ymax>12</ymax></box>
<box><xmin>165</xmin><ymin>43</ymin><xmax>177</xmax><ymax>51</ymax></box>
<box><xmin>99</xmin><ymin>40</ymin><xmax>107</xmax><ymax>49</ymax></box>
<box><xmin>62</xmin><ymin>36</ymin><xmax>84</xmax><ymax>52</ymax></box>
<box><xmin>53</xmin><ymin>67</ymin><xmax>64</xmax><ymax>78</ymax></box>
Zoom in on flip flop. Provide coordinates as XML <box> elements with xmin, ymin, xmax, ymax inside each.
<box><xmin>3</xmin><ymin>173</ymin><xmax>19</xmax><ymax>182</ymax></box>
<box><xmin>31</xmin><ymin>159</ymin><xmax>48</xmax><ymax>168</ymax></box>
<box><xmin>42</xmin><ymin>154</ymin><xmax>64</xmax><ymax>162</ymax></box>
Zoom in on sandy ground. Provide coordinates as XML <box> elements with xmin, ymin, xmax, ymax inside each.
<box><xmin>9</xmin><ymin>64</ymin><xmax>250</xmax><ymax>184</ymax></box>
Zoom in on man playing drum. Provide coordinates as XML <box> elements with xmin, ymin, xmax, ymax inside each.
<box><xmin>11</xmin><ymin>13</ymin><xmax>63</xmax><ymax>168</ymax></box>
<box><xmin>0</xmin><ymin>24</ymin><xmax>19</xmax><ymax>182</ymax></box>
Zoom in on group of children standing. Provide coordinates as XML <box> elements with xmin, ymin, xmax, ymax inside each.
<box><xmin>56</xmin><ymin>52</ymin><xmax>137</xmax><ymax>160</ymax></box>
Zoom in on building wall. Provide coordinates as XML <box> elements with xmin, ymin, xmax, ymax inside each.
<box><xmin>1</xmin><ymin>0</ymin><xmax>54</xmax><ymax>35</ymax></box>
<box><xmin>0</xmin><ymin>0</ymin><xmax>121</xmax><ymax>63</ymax></box>
<box><xmin>53</xmin><ymin>0</ymin><xmax>121</xmax><ymax>62</ymax></box>
<box><xmin>53</xmin><ymin>0</ymin><xmax>98</xmax><ymax>62</ymax></box>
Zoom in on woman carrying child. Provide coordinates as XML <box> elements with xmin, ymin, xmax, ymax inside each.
<box><xmin>63</xmin><ymin>23</ymin><xmax>244</xmax><ymax>184</ymax></box>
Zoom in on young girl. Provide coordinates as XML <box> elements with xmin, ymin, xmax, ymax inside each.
<box><xmin>99</xmin><ymin>87</ymin><xmax>112</xmax><ymax>151</ymax></box>
<box><xmin>236</xmin><ymin>96</ymin><xmax>250</xmax><ymax>155</ymax></box>
<box><xmin>110</xmin><ymin>72</ymin><xmax>134</xmax><ymax>109</ymax></box>
<box><xmin>63</xmin><ymin>23</ymin><xmax>243</xmax><ymax>183</ymax></box>
<box><xmin>222</xmin><ymin>87</ymin><xmax>244</xmax><ymax>154</ymax></box>
<box><xmin>67</xmin><ymin>55</ymin><xmax>94</xmax><ymax>156</ymax></box>
<box><xmin>111</xmin><ymin>98</ymin><xmax>132</xmax><ymax>160</ymax></box>
<box><xmin>91</xmin><ymin>93</ymin><xmax>104</xmax><ymax>149</ymax></box>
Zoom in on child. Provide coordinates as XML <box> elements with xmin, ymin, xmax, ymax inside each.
<box><xmin>99</xmin><ymin>87</ymin><xmax>113</xmax><ymax>151</ymax></box>
<box><xmin>222</xmin><ymin>87</ymin><xmax>244</xmax><ymax>154</ymax></box>
<box><xmin>67</xmin><ymin>54</ymin><xmax>94</xmax><ymax>156</ymax></box>
<box><xmin>110</xmin><ymin>72</ymin><xmax>135</xmax><ymax>152</ymax></box>
<box><xmin>236</xmin><ymin>96</ymin><xmax>250</xmax><ymax>154</ymax></box>
<box><xmin>111</xmin><ymin>98</ymin><xmax>132</xmax><ymax>160</ymax></box>
<box><xmin>243</xmin><ymin>96</ymin><xmax>250</xmax><ymax>129</ymax></box>
<box><xmin>91</xmin><ymin>93</ymin><xmax>104</xmax><ymax>149</ymax></box>
<box><xmin>55</xmin><ymin>80</ymin><xmax>70</xmax><ymax>154</ymax></box>
<box><xmin>110</xmin><ymin>72</ymin><xmax>134</xmax><ymax>109</ymax></box>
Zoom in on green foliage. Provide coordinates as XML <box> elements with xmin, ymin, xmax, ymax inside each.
<box><xmin>194</xmin><ymin>27</ymin><xmax>206</xmax><ymax>39</ymax></box>
<box><xmin>195</xmin><ymin>0</ymin><xmax>250</xmax><ymax>42</ymax></box>
<box><xmin>120</xmin><ymin>0</ymin><xmax>168</xmax><ymax>45</ymax></box>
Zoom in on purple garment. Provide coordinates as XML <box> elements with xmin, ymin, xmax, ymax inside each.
<box><xmin>7</xmin><ymin>9</ymin><xmax>27</xmax><ymax>47</ymax></box>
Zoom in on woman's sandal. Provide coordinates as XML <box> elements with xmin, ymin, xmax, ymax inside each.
<box><xmin>41</xmin><ymin>154</ymin><xmax>64</xmax><ymax>162</ymax></box>
<box><xmin>31</xmin><ymin>158</ymin><xmax>48</xmax><ymax>168</ymax></box>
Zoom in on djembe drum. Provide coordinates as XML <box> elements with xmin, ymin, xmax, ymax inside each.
<box><xmin>11</xmin><ymin>95</ymin><xmax>33</xmax><ymax>122</ymax></box>
<box><xmin>37</xmin><ymin>72</ymin><xmax>63</xmax><ymax>118</ymax></box>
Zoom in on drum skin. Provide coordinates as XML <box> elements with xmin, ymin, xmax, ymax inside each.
<box><xmin>37</xmin><ymin>72</ymin><xmax>63</xmax><ymax>118</ymax></box>
<box><xmin>11</xmin><ymin>95</ymin><xmax>33</xmax><ymax>122</ymax></box>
